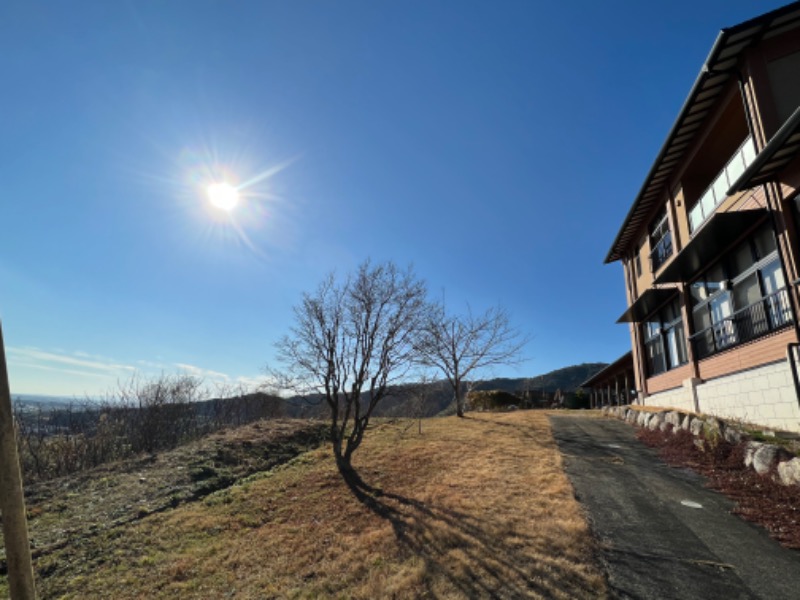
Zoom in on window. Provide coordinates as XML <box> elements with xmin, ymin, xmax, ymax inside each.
<box><xmin>690</xmin><ymin>223</ymin><xmax>792</xmax><ymax>359</ymax></box>
<box><xmin>643</xmin><ymin>297</ymin><xmax>688</xmax><ymax>376</ymax></box>
<box><xmin>687</xmin><ymin>137</ymin><xmax>757</xmax><ymax>232</ymax></box>
<box><xmin>649</xmin><ymin>205</ymin><xmax>673</xmax><ymax>272</ymax></box>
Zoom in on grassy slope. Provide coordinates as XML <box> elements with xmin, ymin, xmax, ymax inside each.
<box><xmin>3</xmin><ymin>412</ymin><xmax>607</xmax><ymax>599</ymax></box>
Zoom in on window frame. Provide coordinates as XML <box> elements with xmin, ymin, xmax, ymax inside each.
<box><xmin>648</xmin><ymin>205</ymin><xmax>673</xmax><ymax>273</ymax></box>
<box><xmin>642</xmin><ymin>296</ymin><xmax>688</xmax><ymax>377</ymax></box>
<box><xmin>689</xmin><ymin>223</ymin><xmax>791</xmax><ymax>359</ymax></box>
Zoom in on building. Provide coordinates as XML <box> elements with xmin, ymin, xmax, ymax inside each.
<box><xmin>605</xmin><ymin>1</ymin><xmax>800</xmax><ymax>432</ymax></box>
<box><xmin>580</xmin><ymin>352</ymin><xmax>634</xmax><ymax>409</ymax></box>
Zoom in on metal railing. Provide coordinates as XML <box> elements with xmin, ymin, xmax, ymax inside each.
<box><xmin>689</xmin><ymin>288</ymin><xmax>793</xmax><ymax>360</ymax></box>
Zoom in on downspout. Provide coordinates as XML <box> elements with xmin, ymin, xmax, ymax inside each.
<box><xmin>624</xmin><ymin>253</ymin><xmax>648</xmax><ymax>401</ymax></box>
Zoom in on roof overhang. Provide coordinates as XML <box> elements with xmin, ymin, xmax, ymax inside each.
<box><xmin>653</xmin><ymin>209</ymin><xmax>768</xmax><ymax>284</ymax></box>
<box><xmin>729</xmin><ymin>105</ymin><xmax>800</xmax><ymax>193</ymax></box>
<box><xmin>605</xmin><ymin>1</ymin><xmax>800</xmax><ymax>264</ymax></box>
<box><xmin>581</xmin><ymin>352</ymin><xmax>633</xmax><ymax>388</ymax></box>
<box><xmin>616</xmin><ymin>287</ymin><xmax>678</xmax><ymax>323</ymax></box>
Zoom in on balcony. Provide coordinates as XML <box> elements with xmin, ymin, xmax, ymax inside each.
<box><xmin>689</xmin><ymin>288</ymin><xmax>792</xmax><ymax>360</ymax></box>
<box><xmin>688</xmin><ymin>137</ymin><xmax>757</xmax><ymax>233</ymax></box>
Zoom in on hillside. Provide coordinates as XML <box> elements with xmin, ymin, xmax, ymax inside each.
<box><xmin>2</xmin><ymin>413</ymin><xmax>607</xmax><ymax>598</ymax></box>
<box><xmin>375</xmin><ymin>362</ymin><xmax>609</xmax><ymax>417</ymax></box>
<box><xmin>476</xmin><ymin>362</ymin><xmax>608</xmax><ymax>394</ymax></box>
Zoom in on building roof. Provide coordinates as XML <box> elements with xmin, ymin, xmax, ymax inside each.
<box><xmin>605</xmin><ymin>1</ymin><xmax>800</xmax><ymax>264</ymax></box>
<box><xmin>580</xmin><ymin>352</ymin><xmax>633</xmax><ymax>388</ymax></box>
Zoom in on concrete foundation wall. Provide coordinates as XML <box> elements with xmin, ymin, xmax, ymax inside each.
<box><xmin>642</xmin><ymin>385</ymin><xmax>695</xmax><ymax>412</ymax></box>
<box><xmin>644</xmin><ymin>360</ymin><xmax>800</xmax><ymax>432</ymax></box>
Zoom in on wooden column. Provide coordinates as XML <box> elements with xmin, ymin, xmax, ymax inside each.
<box><xmin>0</xmin><ymin>321</ymin><xmax>37</xmax><ymax>599</ymax></box>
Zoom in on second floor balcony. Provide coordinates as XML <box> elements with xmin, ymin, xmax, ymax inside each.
<box><xmin>689</xmin><ymin>287</ymin><xmax>792</xmax><ymax>360</ymax></box>
<box><xmin>688</xmin><ymin>136</ymin><xmax>757</xmax><ymax>233</ymax></box>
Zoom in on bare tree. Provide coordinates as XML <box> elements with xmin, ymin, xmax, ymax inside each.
<box><xmin>404</xmin><ymin>372</ymin><xmax>441</xmax><ymax>434</ymax></box>
<box><xmin>273</xmin><ymin>260</ymin><xmax>429</xmax><ymax>482</ymax></box>
<box><xmin>417</xmin><ymin>304</ymin><xmax>527</xmax><ymax>418</ymax></box>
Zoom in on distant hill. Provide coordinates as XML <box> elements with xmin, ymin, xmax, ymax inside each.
<box><xmin>475</xmin><ymin>362</ymin><xmax>609</xmax><ymax>395</ymax></box>
<box><xmin>13</xmin><ymin>394</ymin><xmax>78</xmax><ymax>411</ymax></box>
<box><xmin>368</xmin><ymin>362</ymin><xmax>610</xmax><ymax>418</ymax></box>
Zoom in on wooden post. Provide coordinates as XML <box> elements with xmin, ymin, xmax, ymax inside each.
<box><xmin>0</xmin><ymin>321</ymin><xmax>37</xmax><ymax>599</ymax></box>
<box><xmin>625</xmin><ymin>371</ymin><xmax>631</xmax><ymax>405</ymax></box>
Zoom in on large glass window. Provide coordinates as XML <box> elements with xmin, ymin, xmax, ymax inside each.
<box><xmin>649</xmin><ymin>205</ymin><xmax>673</xmax><ymax>272</ymax></box>
<box><xmin>643</xmin><ymin>297</ymin><xmax>687</xmax><ymax>376</ymax></box>
<box><xmin>687</xmin><ymin>137</ymin><xmax>757</xmax><ymax>232</ymax></box>
<box><xmin>690</xmin><ymin>223</ymin><xmax>792</xmax><ymax>359</ymax></box>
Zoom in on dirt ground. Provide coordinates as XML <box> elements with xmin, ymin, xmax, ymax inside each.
<box><xmin>2</xmin><ymin>412</ymin><xmax>608</xmax><ymax>599</ymax></box>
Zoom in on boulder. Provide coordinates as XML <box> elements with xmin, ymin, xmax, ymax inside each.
<box><xmin>665</xmin><ymin>411</ymin><xmax>682</xmax><ymax>429</ymax></box>
<box><xmin>724</xmin><ymin>427</ymin><xmax>743</xmax><ymax>445</ymax></box>
<box><xmin>744</xmin><ymin>441</ymin><xmax>763</xmax><ymax>469</ymax></box>
<box><xmin>690</xmin><ymin>418</ymin><xmax>704</xmax><ymax>437</ymax></box>
<box><xmin>680</xmin><ymin>415</ymin><xmax>692</xmax><ymax>431</ymax></box>
<box><xmin>648</xmin><ymin>413</ymin><xmax>664</xmax><ymax>431</ymax></box>
<box><xmin>637</xmin><ymin>411</ymin><xmax>648</xmax><ymax>427</ymax></box>
<box><xmin>626</xmin><ymin>410</ymin><xmax>638</xmax><ymax>424</ymax></box>
<box><xmin>777</xmin><ymin>458</ymin><xmax>800</xmax><ymax>486</ymax></box>
<box><xmin>753</xmin><ymin>444</ymin><xmax>781</xmax><ymax>475</ymax></box>
<box><xmin>704</xmin><ymin>418</ymin><xmax>723</xmax><ymax>440</ymax></box>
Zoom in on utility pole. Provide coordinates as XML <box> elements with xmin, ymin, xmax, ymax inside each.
<box><xmin>0</xmin><ymin>321</ymin><xmax>37</xmax><ymax>599</ymax></box>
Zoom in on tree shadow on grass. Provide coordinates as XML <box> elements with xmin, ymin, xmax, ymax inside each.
<box><xmin>340</xmin><ymin>467</ymin><xmax>601</xmax><ymax>599</ymax></box>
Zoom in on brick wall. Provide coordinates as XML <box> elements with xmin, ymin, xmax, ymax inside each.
<box><xmin>697</xmin><ymin>360</ymin><xmax>800</xmax><ymax>432</ymax></box>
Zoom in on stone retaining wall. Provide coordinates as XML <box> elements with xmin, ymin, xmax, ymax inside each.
<box><xmin>601</xmin><ymin>405</ymin><xmax>800</xmax><ymax>487</ymax></box>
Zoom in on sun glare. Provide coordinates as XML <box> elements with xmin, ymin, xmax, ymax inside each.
<box><xmin>207</xmin><ymin>182</ymin><xmax>240</xmax><ymax>211</ymax></box>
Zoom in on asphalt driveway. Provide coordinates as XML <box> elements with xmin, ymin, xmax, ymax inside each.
<box><xmin>549</xmin><ymin>414</ymin><xmax>800</xmax><ymax>600</ymax></box>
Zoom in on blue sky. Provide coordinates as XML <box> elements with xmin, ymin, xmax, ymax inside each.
<box><xmin>1</xmin><ymin>0</ymin><xmax>789</xmax><ymax>397</ymax></box>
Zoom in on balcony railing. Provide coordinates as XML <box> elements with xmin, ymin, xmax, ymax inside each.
<box><xmin>689</xmin><ymin>288</ymin><xmax>792</xmax><ymax>360</ymax></box>
<box><xmin>688</xmin><ymin>136</ymin><xmax>757</xmax><ymax>233</ymax></box>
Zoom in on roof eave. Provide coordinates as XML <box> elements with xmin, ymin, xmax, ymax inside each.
<box><xmin>604</xmin><ymin>32</ymin><xmax>727</xmax><ymax>265</ymax></box>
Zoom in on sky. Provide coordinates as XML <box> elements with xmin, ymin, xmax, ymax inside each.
<box><xmin>0</xmin><ymin>0</ymin><xmax>791</xmax><ymax>397</ymax></box>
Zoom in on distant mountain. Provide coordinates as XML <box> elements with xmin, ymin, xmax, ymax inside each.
<box><xmin>476</xmin><ymin>362</ymin><xmax>609</xmax><ymax>395</ymax></box>
<box><xmin>371</xmin><ymin>362</ymin><xmax>610</xmax><ymax>418</ymax></box>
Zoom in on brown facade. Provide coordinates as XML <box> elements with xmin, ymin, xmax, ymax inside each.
<box><xmin>607</xmin><ymin>2</ymin><xmax>800</xmax><ymax>418</ymax></box>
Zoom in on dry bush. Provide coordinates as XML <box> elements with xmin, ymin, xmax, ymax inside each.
<box><xmin>13</xmin><ymin>376</ymin><xmax>287</xmax><ymax>482</ymax></box>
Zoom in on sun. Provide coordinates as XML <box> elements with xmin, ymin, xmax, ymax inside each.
<box><xmin>207</xmin><ymin>182</ymin><xmax>240</xmax><ymax>211</ymax></box>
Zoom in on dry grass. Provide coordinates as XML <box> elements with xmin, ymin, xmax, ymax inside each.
<box><xmin>6</xmin><ymin>411</ymin><xmax>607</xmax><ymax>599</ymax></box>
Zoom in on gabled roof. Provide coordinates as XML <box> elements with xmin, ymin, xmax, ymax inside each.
<box><xmin>605</xmin><ymin>1</ymin><xmax>800</xmax><ymax>264</ymax></box>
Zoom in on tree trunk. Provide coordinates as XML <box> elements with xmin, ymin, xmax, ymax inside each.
<box><xmin>455</xmin><ymin>391</ymin><xmax>465</xmax><ymax>418</ymax></box>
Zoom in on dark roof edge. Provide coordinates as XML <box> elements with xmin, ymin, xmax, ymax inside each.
<box><xmin>727</xmin><ymin>105</ymin><xmax>800</xmax><ymax>194</ymax></box>
<box><xmin>603</xmin><ymin>32</ymin><xmax>726</xmax><ymax>265</ymax></box>
<box><xmin>604</xmin><ymin>1</ymin><xmax>800</xmax><ymax>265</ymax></box>
<box><xmin>580</xmin><ymin>351</ymin><xmax>633</xmax><ymax>387</ymax></box>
